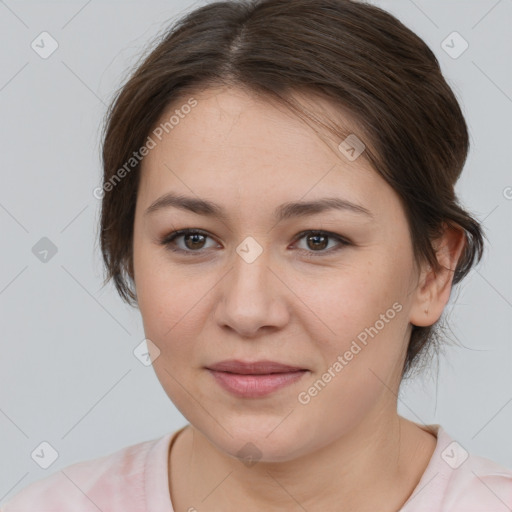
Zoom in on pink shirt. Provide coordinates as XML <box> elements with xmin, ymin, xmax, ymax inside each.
<box><xmin>2</xmin><ymin>424</ymin><xmax>512</xmax><ymax>511</ymax></box>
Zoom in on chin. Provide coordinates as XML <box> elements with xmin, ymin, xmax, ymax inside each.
<box><xmin>199</xmin><ymin>414</ymin><xmax>314</xmax><ymax>464</ymax></box>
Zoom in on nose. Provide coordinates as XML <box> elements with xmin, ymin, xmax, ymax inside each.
<box><xmin>214</xmin><ymin>244</ymin><xmax>290</xmax><ymax>338</ymax></box>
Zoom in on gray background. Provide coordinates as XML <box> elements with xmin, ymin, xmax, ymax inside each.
<box><xmin>1</xmin><ymin>0</ymin><xmax>511</xmax><ymax>504</ymax></box>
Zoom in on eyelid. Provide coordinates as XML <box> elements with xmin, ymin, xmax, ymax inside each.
<box><xmin>292</xmin><ymin>229</ymin><xmax>351</xmax><ymax>246</ymax></box>
<box><xmin>159</xmin><ymin>228</ymin><xmax>351</xmax><ymax>256</ymax></box>
<box><xmin>290</xmin><ymin>230</ymin><xmax>351</xmax><ymax>258</ymax></box>
<box><xmin>160</xmin><ymin>228</ymin><xmax>219</xmax><ymax>254</ymax></box>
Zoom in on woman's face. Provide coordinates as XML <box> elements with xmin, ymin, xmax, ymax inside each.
<box><xmin>132</xmin><ymin>86</ymin><xmax>424</xmax><ymax>462</ymax></box>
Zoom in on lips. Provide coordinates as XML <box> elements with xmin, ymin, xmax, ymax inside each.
<box><xmin>206</xmin><ymin>359</ymin><xmax>308</xmax><ymax>398</ymax></box>
<box><xmin>207</xmin><ymin>359</ymin><xmax>305</xmax><ymax>374</ymax></box>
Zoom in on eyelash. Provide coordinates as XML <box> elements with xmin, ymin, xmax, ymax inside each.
<box><xmin>159</xmin><ymin>228</ymin><xmax>351</xmax><ymax>258</ymax></box>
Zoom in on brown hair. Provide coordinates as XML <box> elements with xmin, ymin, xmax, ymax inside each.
<box><xmin>99</xmin><ymin>0</ymin><xmax>485</xmax><ymax>378</ymax></box>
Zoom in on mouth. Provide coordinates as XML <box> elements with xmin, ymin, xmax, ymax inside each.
<box><xmin>205</xmin><ymin>359</ymin><xmax>309</xmax><ymax>398</ymax></box>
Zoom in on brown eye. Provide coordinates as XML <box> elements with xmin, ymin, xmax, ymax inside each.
<box><xmin>183</xmin><ymin>232</ymin><xmax>207</xmax><ymax>250</ymax></box>
<box><xmin>306</xmin><ymin>233</ymin><xmax>329</xmax><ymax>251</ymax></box>
<box><xmin>160</xmin><ymin>228</ymin><xmax>351</xmax><ymax>258</ymax></box>
<box><xmin>160</xmin><ymin>229</ymin><xmax>218</xmax><ymax>255</ymax></box>
<box><xmin>294</xmin><ymin>230</ymin><xmax>351</xmax><ymax>257</ymax></box>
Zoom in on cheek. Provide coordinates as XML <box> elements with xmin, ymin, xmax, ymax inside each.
<box><xmin>294</xmin><ymin>266</ymin><xmax>409</xmax><ymax>433</ymax></box>
<box><xmin>302</xmin><ymin>256</ymin><xmax>408</xmax><ymax>336</ymax></box>
<box><xmin>299</xmin><ymin>251</ymin><xmax>413</xmax><ymax>383</ymax></box>
<box><xmin>134</xmin><ymin>251</ymin><xmax>212</xmax><ymax>414</ymax></box>
<box><xmin>134</xmin><ymin>247</ymin><xmax>196</xmax><ymax>348</ymax></box>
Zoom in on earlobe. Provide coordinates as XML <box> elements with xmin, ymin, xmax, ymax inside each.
<box><xmin>409</xmin><ymin>223</ymin><xmax>466</xmax><ymax>327</ymax></box>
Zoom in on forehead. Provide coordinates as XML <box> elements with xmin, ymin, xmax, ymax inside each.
<box><xmin>136</xmin><ymin>86</ymin><xmax>398</xmax><ymax>220</ymax></box>
<box><xmin>148</xmin><ymin>86</ymin><xmax>365</xmax><ymax>164</ymax></box>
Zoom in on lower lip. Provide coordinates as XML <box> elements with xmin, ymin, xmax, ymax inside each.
<box><xmin>207</xmin><ymin>369</ymin><xmax>308</xmax><ymax>398</ymax></box>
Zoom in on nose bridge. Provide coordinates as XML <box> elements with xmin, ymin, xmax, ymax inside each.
<box><xmin>215</xmin><ymin>235</ymin><xmax>288</xmax><ymax>335</ymax></box>
<box><xmin>230</xmin><ymin>235</ymin><xmax>273</xmax><ymax>303</ymax></box>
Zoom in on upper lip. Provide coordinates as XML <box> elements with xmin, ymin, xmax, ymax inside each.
<box><xmin>206</xmin><ymin>359</ymin><xmax>306</xmax><ymax>375</ymax></box>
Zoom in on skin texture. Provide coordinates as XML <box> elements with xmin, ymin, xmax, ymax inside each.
<box><xmin>132</xmin><ymin>86</ymin><xmax>465</xmax><ymax>511</ymax></box>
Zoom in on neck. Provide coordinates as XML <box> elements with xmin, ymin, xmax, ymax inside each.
<box><xmin>169</xmin><ymin>410</ymin><xmax>437</xmax><ymax>512</ymax></box>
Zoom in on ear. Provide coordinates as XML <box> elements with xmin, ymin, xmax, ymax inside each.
<box><xmin>409</xmin><ymin>223</ymin><xmax>466</xmax><ymax>327</ymax></box>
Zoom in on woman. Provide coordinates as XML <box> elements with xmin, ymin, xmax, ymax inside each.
<box><xmin>3</xmin><ymin>0</ymin><xmax>511</xmax><ymax>510</ymax></box>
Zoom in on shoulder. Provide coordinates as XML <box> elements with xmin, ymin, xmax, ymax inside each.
<box><xmin>442</xmin><ymin>449</ymin><xmax>512</xmax><ymax>511</ymax></box>
<box><xmin>404</xmin><ymin>424</ymin><xmax>512</xmax><ymax>512</ymax></box>
<box><xmin>1</xmin><ymin>432</ymin><xmax>174</xmax><ymax>512</ymax></box>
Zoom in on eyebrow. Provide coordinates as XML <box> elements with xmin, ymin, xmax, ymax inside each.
<box><xmin>144</xmin><ymin>192</ymin><xmax>374</xmax><ymax>221</ymax></box>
